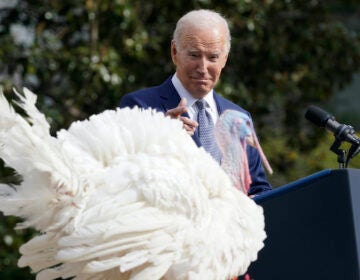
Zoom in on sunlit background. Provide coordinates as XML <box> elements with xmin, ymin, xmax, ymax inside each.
<box><xmin>0</xmin><ymin>0</ymin><xmax>360</xmax><ymax>278</ymax></box>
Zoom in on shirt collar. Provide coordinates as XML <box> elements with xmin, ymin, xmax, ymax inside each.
<box><xmin>171</xmin><ymin>73</ymin><xmax>217</xmax><ymax>115</ymax></box>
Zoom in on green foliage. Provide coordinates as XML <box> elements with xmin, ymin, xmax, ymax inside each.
<box><xmin>263</xmin><ymin>132</ymin><xmax>360</xmax><ymax>187</ymax></box>
<box><xmin>0</xmin><ymin>0</ymin><xmax>360</xmax><ymax>278</ymax></box>
<box><xmin>0</xmin><ymin>214</ymin><xmax>35</xmax><ymax>280</ymax></box>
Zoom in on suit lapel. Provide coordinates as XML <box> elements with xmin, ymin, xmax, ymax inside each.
<box><xmin>158</xmin><ymin>77</ymin><xmax>201</xmax><ymax>147</ymax></box>
<box><xmin>157</xmin><ymin>77</ymin><xmax>235</xmax><ymax>148</ymax></box>
<box><xmin>158</xmin><ymin>77</ymin><xmax>182</xmax><ymax>112</ymax></box>
<box><xmin>213</xmin><ymin>91</ymin><xmax>225</xmax><ymax>115</ymax></box>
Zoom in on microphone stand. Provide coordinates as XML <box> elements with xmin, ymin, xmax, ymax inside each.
<box><xmin>330</xmin><ymin>138</ymin><xmax>346</xmax><ymax>169</ymax></box>
<box><xmin>330</xmin><ymin>132</ymin><xmax>360</xmax><ymax>169</ymax></box>
<box><xmin>305</xmin><ymin>106</ymin><xmax>360</xmax><ymax>168</ymax></box>
<box><xmin>346</xmin><ymin>143</ymin><xmax>360</xmax><ymax>168</ymax></box>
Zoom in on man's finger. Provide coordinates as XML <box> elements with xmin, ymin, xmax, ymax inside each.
<box><xmin>166</xmin><ymin>97</ymin><xmax>188</xmax><ymax>118</ymax></box>
<box><xmin>166</xmin><ymin>107</ymin><xmax>186</xmax><ymax>118</ymax></box>
<box><xmin>180</xmin><ymin>116</ymin><xmax>198</xmax><ymax>128</ymax></box>
<box><xmin>178</xmin><ymin>97</ymin><xmax>187</xmax><ymax>108</ymax></box>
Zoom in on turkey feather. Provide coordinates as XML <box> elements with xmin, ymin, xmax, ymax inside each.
<box><xmin>0</xmin><ymin>88</ymin><xmax>269</xmax><ymax>280</ymax></box>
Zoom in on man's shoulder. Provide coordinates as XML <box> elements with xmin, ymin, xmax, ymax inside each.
<box><xmin>119</xmin><ymin>77</ymin><xmax>175</xmax><ymax>109</ymax></box>
<box><xmin>122</xmin><ymin>77</ymin><xmax>173</xmax><ymax>98</ymax></box>
<box><xmin>215</xmin><ymin>93</ymin><xmax>251</xmax><ymax>116</ymax></box>
<box><xmin>120</xmin><ymin>86</ymin><xmax>162</xmax><ymax>108</ymax></box>
<box><xmin>125</xmin><ymin>84</ymin><xmax>162</xmax><ymax>97</ymax></box>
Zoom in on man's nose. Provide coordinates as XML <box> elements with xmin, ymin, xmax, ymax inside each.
<box><xmin>196</xmin><ymin>57</ymin><xmax>208</xmax><ymax>73</ymax></box>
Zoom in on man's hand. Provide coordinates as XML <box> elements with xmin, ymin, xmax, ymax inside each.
<box><xmin>166</xmin><ymin>98</ymin><xmax>198</xmax><ymax>136</ymax></box>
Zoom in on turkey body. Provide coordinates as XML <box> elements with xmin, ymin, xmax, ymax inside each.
<box><xmin>0</xmin><ymin>89</ymin><xmax>266</xmax><ymax>280</ymax></box>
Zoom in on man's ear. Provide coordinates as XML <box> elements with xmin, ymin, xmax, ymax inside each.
<box><xmin>222</xmin><ymin>53</ymin><xmax>229</xmax><ymax>69</ymax></box>
<box><xmin>171</xmin><ymin>40</ymin><xmax>178</xmax><ymax>64</ymax></box>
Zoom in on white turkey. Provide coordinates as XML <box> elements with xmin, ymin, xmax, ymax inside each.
<box><xmin>0</xmin><ymin>88</ymin><xmax>271</xmax><ymax>280</ymax></box>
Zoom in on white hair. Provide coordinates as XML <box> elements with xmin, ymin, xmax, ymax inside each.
<box><xmin>172</xmin><ymin>9</ymin><xmax>231</xmax><ymax>54</ymax></box>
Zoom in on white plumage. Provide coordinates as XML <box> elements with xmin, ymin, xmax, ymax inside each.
<box><xmin>0</xmin><ymin>88</ymin><xmax>268</xmax><ymax>280</ymax></box>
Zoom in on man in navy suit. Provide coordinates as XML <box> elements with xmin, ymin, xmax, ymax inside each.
<box><xmin>120</xmin><ymin>9</ymin><xmax>271</xmax><ymax>196</ymax></box>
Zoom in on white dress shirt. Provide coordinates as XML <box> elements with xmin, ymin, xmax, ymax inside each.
<box><xmin>171</xmin><ymin>74</ymin><xmax>219</xmax><ymax>123</ymax></box>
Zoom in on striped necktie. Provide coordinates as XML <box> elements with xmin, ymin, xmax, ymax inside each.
<box><xmin>195</xmin><ymin>99</ymin><xmax>221</xmax><ymax>162</ymax></box>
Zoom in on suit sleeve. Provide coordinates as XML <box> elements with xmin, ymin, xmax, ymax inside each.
<box><xmin>119</xmin><ymin>93</ymin><xmax>148</xmax><ymax>109</ymax></box>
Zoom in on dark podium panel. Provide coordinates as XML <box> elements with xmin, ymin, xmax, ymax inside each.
<box><xmin>248</xmin><ymin>168</ymin><xmax>360</xmax><ymax>280</ymax></box>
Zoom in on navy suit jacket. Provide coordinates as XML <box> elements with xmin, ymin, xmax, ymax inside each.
<box><xmin>119</xmin><ymin>76</ymin><xmax>272</xmax><ymax>195</ymax></box>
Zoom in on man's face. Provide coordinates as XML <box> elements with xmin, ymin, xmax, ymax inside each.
<box><xmin>171</xmin><ymin>26</ymin><xmax>228</xmax><ymax>99</ymax></box>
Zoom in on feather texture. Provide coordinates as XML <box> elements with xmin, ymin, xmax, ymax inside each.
<box><xmin>0</xmin><ymin>88</ymin><xmax>267</xmax><ymax>280</ymax></box>
<box><xmin>215</xmin><ymin>110</ymin><xmax>273</xmax><ymax>193</ymax></box>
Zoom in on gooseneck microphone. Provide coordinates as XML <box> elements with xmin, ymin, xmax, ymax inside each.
<box><xmin>305</xmin><ymin>105</ymin><xmax>360</xmax><ymax>146</ymax></box>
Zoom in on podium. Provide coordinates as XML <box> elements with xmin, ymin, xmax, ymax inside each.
<box><xmin>247</xmin><ymin>168</ymin><xmax>360</xmax><ymax>279</ymax></box>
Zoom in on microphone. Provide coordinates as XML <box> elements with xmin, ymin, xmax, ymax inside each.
<box><xmin>305</xmin><ymin>105</ymin><xmax>360</xmax><ymax>146</ymax></box>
